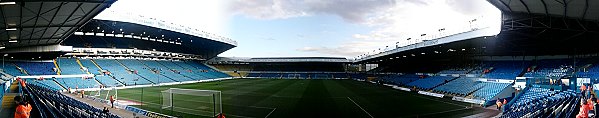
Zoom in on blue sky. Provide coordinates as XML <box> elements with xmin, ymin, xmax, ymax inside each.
<box><xmin>99</xmin><ymin>0</ymin><xmax>501</xmax><ymax>59</ymax></box>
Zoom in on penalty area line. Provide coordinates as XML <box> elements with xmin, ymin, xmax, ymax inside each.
<box><xmin>347</xmin><ymin>97</ymin><xmax>374</xmax><ymax>118</ymax></box>
<box><xmin>264</xmin><ymin>108</ymin><xmax>276</xmax><ymax>118</ymax></box>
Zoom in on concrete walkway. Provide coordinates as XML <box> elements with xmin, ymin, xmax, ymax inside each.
<box><xmin>63</xmin><ymin>93</ymin><xmax>148</xmax><ymax>118</ymax></box>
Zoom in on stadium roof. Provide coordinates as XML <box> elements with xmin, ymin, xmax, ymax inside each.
<box><xmin>0</xmin><ymin>0</ymin><xmax>116</xmax><ymax>48</ymax></box>
<box><xmin>92</xmin><ymin>10</ymin><xmax>236</xmax><ymax>46</ymax></box>
<box><xmin>244</xmin><ymin>57</ymin><xmax>350</xmax><ymax>63</ymax></box>
<box><xmin>487</xmin><ymin>0</ymin><xmax>599</xmax><ymax>21</ymax></box>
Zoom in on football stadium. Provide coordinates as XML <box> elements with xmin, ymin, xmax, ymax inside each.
<box><xmin>1</xmin><ymin>0</ymin><xmax>599</xmax><ymax>118</ymax></box>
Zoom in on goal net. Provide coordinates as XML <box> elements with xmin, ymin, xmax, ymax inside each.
<box><xmin>161</xmin><ymin>88</ymin><xmax>222</xmax><ymax>117</ymax></box>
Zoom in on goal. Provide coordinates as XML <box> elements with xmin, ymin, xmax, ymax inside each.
<box><xmin>161</xmin><ymin>88</ymin><xmax>222</xmax><ymax>117</ymax></box>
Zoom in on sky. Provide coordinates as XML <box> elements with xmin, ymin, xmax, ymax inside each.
<box><xmin>100</xmin><ymin>0</ymin><xmax>501</xmax><ymax>59</ymax></box>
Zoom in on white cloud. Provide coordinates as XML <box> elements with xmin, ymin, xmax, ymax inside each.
<box><xmin>232</xmin><ymin>0</ymin><xmax>501</xmax><ymax>58</ymax></box>
<box><xmin>337</xmin><ymin>0</ymin><xmax>501</xmax><ymax>58</ymax></box>
<box><xmin>229</xmin><ymin>0</ymin><xmax>396</xmax><ymax>23</ymax></box>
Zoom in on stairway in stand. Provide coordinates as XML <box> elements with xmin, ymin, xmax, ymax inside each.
<box><xmin>0</xmin><ymin>81</ymin><xmax>21</xmax><ymax>118</ymax></box>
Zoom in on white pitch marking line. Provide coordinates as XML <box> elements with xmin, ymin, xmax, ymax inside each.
<box><xmin>347</xmin><ymin>97</ymin><xmax>374</xmax><ymax>118</ymax></box>
<box><xmin>264</xmin><ymin>108</ymin><xmax>276</xmax><ymax>118</ymax></box>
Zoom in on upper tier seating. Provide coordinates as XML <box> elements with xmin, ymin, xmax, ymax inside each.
<box><xmin>482</xmin><ymin>61</ymin><xmax>529</xmax><ymax>79</ymax></box>
<box><xmin>14</xmin><ymin>62</ymin><xmax>56</xmax><ymax>75</ymax></box>
<box><xmin>524</xmin><ymin>59</ymin><xmax>575</xmax><ymax>78</ymax></box>
<box><xmin>57</xmin><ymin>58</ymin><xmax>86</xmax><ymax>75</ymax></box>
<box><xmin>2</xmin><ymin>64</ymin><xmax>26</xmax><ymax>76</ymax></box>
<box><xmin>79</xmin><ymin>59</ymin><xmax>102</xmax><ymax>74</ymax></box>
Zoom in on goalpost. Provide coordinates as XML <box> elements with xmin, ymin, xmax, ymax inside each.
<box><xmin>93</xmin><ymin>87</ymin><xmax>117</xmax><ymax>101</ymax></box>
<box><xmin>162</xmin><ymin>88</ymin><xmax>222</xmax><ymax>117</ymax></box>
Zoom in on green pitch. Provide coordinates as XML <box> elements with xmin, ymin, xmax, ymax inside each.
<box><xmin>89</xmin><ymin>79</ymin><xmax>485</xmax><ymax>118</ymax></box>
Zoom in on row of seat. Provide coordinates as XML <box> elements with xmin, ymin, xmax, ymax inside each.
<box><xmin>378</xmin><ymin>74</ymin><xmax>421</xmax><ymax>85</ymax></box>
<box><xmin>57</xmin><ymin>58</ymin><xmax>87</xmax><ymax>75</ymax></box>
<box><xmin>433</xmin><ymin>77</ymin><xmax>485</xmax><ymax>96</ymax></box>
<box><xmin>471</xmin><ymin>82</ymin><xmax>511</xmax><ymax>100</ymax></box>
<box><xmin>14</xmin><ymin>62</ymin><xmax>56</xmax><ymax>75</ymax></box>
<box><xmin>9</xmin><ymin>59</ymin><xmax>231</xmax><ymax>90</ymax></box>
<box><xmin>26</xmin><ymin>83</ymin><xmax>120</xmax><ymax>118</ymax></box>
<box><xmin>405</xmin><ymin>76</ymin><xmax>455</xmax><ymax>89</ymax></box>
<box><xmin>500</xmin><ymin>87</ymin><xmax>576</xmax><ymax>118</ymax></box>
<box><xmin>482</xmin><ymin>61</ymin><xmax>530</xmax><ymax>79</ymax></box>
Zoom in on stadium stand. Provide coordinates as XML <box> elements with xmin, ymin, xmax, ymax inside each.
<box><xmin>378</xmin><ymin>74</ymin><xmax>421</xmax><ymax>86</ymax></box>
<box><xmin>54</xmin><ymin>78</ymin><xmax>100</xmax><ymax>89</ymax></box>
<box><xmin>14</xmin><ymin>62</ymin><xmax>56</xmax><ymax>75</ymax></box>
<box><xmin>576</xmin><ymin>63</ymin><xmax>599</xmax><ymax>79</ymax></box>
<box><xmin>500</xmin><ymin>87</ymin><xmax>576</xmax><ymax>118</ymax></box>
<box><xmin>406</xmin><ymin>76</ymin><xmax>455</xmax><ymax>89</ymax></box>
<box><xmin>246</xmin><ymin>72</ymin><xmax>346</xmax><ymax>79</ymax></box>
<box><xmin>1</xmin><ymin>64</ymin><xmax>27</xmax><ymax>76</ymax></box>
<box><xmin>27</xmin><ymin>79</ymin><xmax>65</xmax><ymax>91</ymax></box>
<box><xmin>471</xmin><ymin>82</ymin><xmax>511</xmax><ymax>100</ymax></box>
<box><xmin>437</xmin><ymin>64</ymin><xmax>483</xmax><ymax>75</ymax></box>
<box><xmin>156</xmin><ymin>61</ymin><xmax>211</xmax><ymax>80</ymax></box>
<box><xmin>433</xmin><ymin>77</ymin><xmax>484</xmax><ymax>96</ymax></box>
<box><xmin>25</xmin><ymin>83</ymin><xmax>120</xmax><ymax>118</ymax></box>
<box><xmin>94</xmin><ymin>75</ymin><xmax>123</xmax><ymax>87</ymax></box>
<box><xmin>524</xmin><ymin>59</ymin><xmax>575</xmax><ymax>78</ymax></box>
<box><xmin>139</xmin><ymin>60</ymin><xmax>194</xmax><ymax>82</ymax></box>
<box><xmin>57</xmin><ymin>58</ymin><xmax>86</xmax><ymax>75</ymax></box>
<box><xmin>185</xmin><ymin>61</ymin><xmax>230</xmax><ymax>78</ymax></box>
<box><xmin>117</xmin><ymin>60</ymin><xmax>176</xmax><ymax>83</ymax></box>
<box><xmin>481</xmin><ymin>61</ymin><xmax>529</xmax><ymax>79</ymax></box>
<box><xmin>79</xmin><ymin>58</ymin><xmax>104</xmax><ymax>75</ymax></box>
<box><xmin>94</xmin><ymin>59</ymin><xmax>153</xmax><ymax>85</ymax></box>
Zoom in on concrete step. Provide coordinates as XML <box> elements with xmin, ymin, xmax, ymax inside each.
<box><xmin>0</xmin><ymin>93</ymin><xmax>18</xmax><ymax>118</ymax></box>
<box><xmin>9</xmin><ymin>81</ymin><xmax>19</xmax><ymax>93</ymax></box>
<box><xmin>1</xmin><ymin>93</ymin><xmax>17</xmax><ymax>109</ymax></box>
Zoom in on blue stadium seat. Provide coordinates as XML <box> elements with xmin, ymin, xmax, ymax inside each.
<box><xmin>406</xmin><ymin>76</ymin><xmax>455</xmax><ymax>89</ymax></box>
<box><xmin>25</xmin><ymin>83</ymin><xmax>121</xmax><ymax>118</ymax></box>
<box><xmin>94</xmin><ymin>59</ymin><xmax>152</xmax><ymax>85</ymax></box>
<box><xmin>54</xmin><ymin>77</ymin><xmax>101</xmax><ymax>89</ymax></box>
<box><xmin>433</xmin><ymin>77</ymin><xmax>484</xmax><ymax>96</ymax></box>
<box><xmin>471</xmin><ymin>82</ymin><xmax>511</xmax><ymax>100</ymax></box>
<box><xmin>79</xmin><ymin>58</ymin><xmax>103</xmax><ymax>74</ymax></box>
<box><xmin>117</xmin><ymin>59</ymin><xmax>176</xmax><ymax>83</ymax></box>
<box><xmin>500</xmin><ymin>87</ymin><xmax>576</xmax><ymax>118</ymax></box>
<box><xmin>1</xmin><ymin>63</ymin><xmax>27</xmax><ymax>76</ymax></box>
<box><xmin>57</xmin><ymin>58</ymin><xmax>86</xmax><ymax>75</ymax></box>
<box><xmin>14</xmin><ymin>62</ymin><xmax>56</xmax><ymax>75</ymax></box>
<box><xmin>139</xmin><ymin>60</ymin><xmax>194</xmax><ymax>82</ymax></box>
<box><xmin>482</xmin><ymin>61</ymin><xmax>530</xmax><ymax>79</ymax></box>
